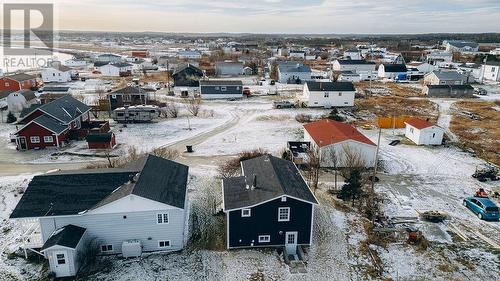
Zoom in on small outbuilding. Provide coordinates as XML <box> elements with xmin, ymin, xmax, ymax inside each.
<box><xmin>404</xmin><ymin>118</ymin><xmax>444</xmax><ymax>145</ymax></box>
<box><xmin>86</xmin><ymin>132</ymin><xmax>116</xmax><ymax>149</ymax></box>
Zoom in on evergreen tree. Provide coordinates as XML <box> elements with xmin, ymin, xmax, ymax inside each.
<box><xmin>6</xmin><ymin>111</ymin><xmax>17</xmax><ymax>123</ymax></box>
<box><xmin>340</xmin><ymin>169</ymin><xmax>363</xmax><ymax>205</ymax></box>
<box><xmin>328</xmin><ymin>108</ymin><xmax>345</xmax><ymax>122</ymax></box>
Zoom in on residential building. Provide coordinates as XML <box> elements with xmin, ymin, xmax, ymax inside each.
<box><xmin>423</xmin><ymin>85</ymin><xmax>475</xmax><ymax>98</ymax></box>
<box><xmin>423</xmin><ymin>70</ymin><xmax>467</xmax><ymax>85</ymax></box>
<box><xmin>344</xmin><ymin>49</ymin><xmax>362</xmax><ymax>60</ymax></box>
<box><xmin>108</xmin><ymin>86</ymin><xmax>148</xmax><ymax>111</ymax></box>
<box><xmin>406</xmin><ymin>61</ymin><xmax>435</xmax><ymax>74</ymax></box>
<box><xmin>444</xmin><ymin>40</ymin><xmax>479</xmax><ymax>52</ymax></box>
<box><xmin>481</xmin><ymin>60</ymin><xmax>500</xmax><ymax>82</ymax></box>
<box><xmin>405</xmin><ymin>118</ymin><xmax>444</xmax><ymax>145</ymax></box>
<box><xmin>277</xmin><ymin>62</ymin><xmax>311</xmax><ymax>84</ymax></box>
<box><xmin>177</xmin><ymin>50</ymin><xmax>202</xmax><ymax>60</ymax></box>
<box><xmin>377</xmin><ymin>64</ymin><xmax>408</xmax><ymax>80</ymax></box>
<box><xmin>0</xmin><ymin>73</ymin><xmax>37</xmax><ymax>92</ymax></box>
<box><xmin>303</xmin><ymin>119</ymin><xmax>377</xmax><ymax>167</ymax></box>
<box><xmin>98</xmin><ymin>62</ymin><xmax>133</xmax><ymax>77</ymax></box>
<box><xmin>332</xmin><ymin>59</ymin><xmax>376</xmax><ymax>73</ymax></box>
<box><xmin>172</xmin><ymin>64</ymin><xmax>204</xmax><ymax>87</ymax></box>
<box><xmin>95</xmin><ymin>53</ymin><xmax>122</xmax><ymax>63</ymax></box>
<box><xmin>10</xmin><ymin>155</ymin><xmax>189</xmax><ymax>278</ymax></box>
<box><xmin>199</xmin><ymin>80</ymin><xmax>243</xmax><ymax>99</ymax></box>
<box><xmin>6</xmin><ymin>90</ymin><xmax>37</xmax><ymax>113</ymax></box>
<box><xmin>215</xmin><ymin>62</ymin><xmax>244</xmax><ymax>76</ymax></box>
<box><xmin>41</xmin><ymin>64</ymin><xmax>72</xmax><ymax>83</ymax></box>
<box><xmin>289</xmin><ymin>50</ymin><xmax>306</xmax><ymax>59</ymax></box>
<box><xmin>299</xmin><ymin>81</ymin><xmax>356</xmax><ymax>108</ymax></box>
<box><xmin>222</xmin><ymin>155</ymin><xmax>318</xmax><ymax>254</ymax></box>
<box><xmin>426</xmin><ymin>51</ymin><xmax>453</xmax><ymax>66</ymax></box>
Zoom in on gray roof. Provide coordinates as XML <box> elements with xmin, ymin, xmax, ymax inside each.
<box><xmin>132</xmin><ymin>155</ymin><xmax>189</xmax><ymax>208</ymax></box>
<box><xmin>0</xmin><ymin>90</ymin><xmax>14</xmax><ymax>99</ymax></box>
<box><xmin>41</xmin><ymin>225</ymin><xmax>86</xmax><ymax>251</ymax></box>
<box><xmin>337</xmin><ymin>59</ymin><xmax>375</xmax><ymax>65</ymax></box>
<box><xmin>34</xmin><ymin>95</ymin><xmax>89</xmax><ymax>124</ymax></box>
<box><xmin>109</xmin><ymin>86</ymin><xmax>147</xmax><ymax>96</ymax></box>
<box><xmin>49</xmin><ymin>64</ymin><xmax>71</xmax><ymax>72</ymax></box>
<box><xmin>110</xmin><ymin>62</ymin><xmax>132</xmax><ymax>68</ymax></box>
<box><xmin>42</xmin><ymin>86</ymin><xmax>70</xmax><ymax>92</ymax></box>
<box><xmin>278</xmin><ymin>62</ymin><xmax>311</xmax><ymax>73</ymax></box>
<box><xmin>9</xmin><ymin>169</ymin><xmax>139</xmax><ymax>218</ymax></box>
<box><xmin>431</xmin><ymin>70</ymin><xmax>466</xmax><ymax>81</ymax></box>
<box><xmin>223</xmin><ymin>155</ymin><xmax>318</xmax><ymax>210</ymax></box>
<box><xmin>5</xmin><ymin>73</ymin><xmax>36</xmax><ymax>82</ymax></box>
<box><xmin>32</xmin><ymin>115</ymin><xmax>68</xmax><ymax>134</ymax></box>
<box><xmin>485</xmin><ymin>60</ymin><xmax>500</xmax><ymax>66</ymax></box>
<box><xmin>199</xmin><ymin>80</ymin><xmax>243</xmax><ymax>86</ymax></box>
<box><xmin>446</xmin><ymin>40</ymin><xmax>479</xmax><ymax>48</ymax></box>
<box><xmin>94</xmin><ymin>61</ymin><xmax>109</xmax><ymax>67</ymax></box>
<box><xmin>10</xmin><ymin>155</ymin><xmax>189</xmax><ymax>219</ymax></box>
<box><xmin>16</xmin><ymin>89</ymin><xmax>36</xmax><ymax>101</ymax></box>
<box><xmin>306</xmin><ymin>81</ymin><xmax>355</xmax><ymax>92</ymax></box>
<box><xmin>173</xmin><ymin>63</ymin><xmax>203</xmax><ymax>76</ymax></box>
<box><xmin>426</xmin><ymin>85</ymin><xmax>474</xmax><ymax>90</ymax></box>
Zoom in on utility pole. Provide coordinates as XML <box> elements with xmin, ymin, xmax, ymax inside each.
<box><xmin>370</xmin><ymin>127</ymin><xmax>382</xmax><ymax>222</ymax></box>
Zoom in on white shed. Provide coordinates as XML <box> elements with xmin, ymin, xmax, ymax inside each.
<box><xmin>299</xmin><ymin>81</ymin><xmax>356</xmax><ymax>108</ymax></box>
<box><xmin>405</xmin><ymin>118</ymin><xmax>444</xmax><ymax>145</ymax></box>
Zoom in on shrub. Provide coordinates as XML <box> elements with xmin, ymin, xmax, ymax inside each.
<box><xmin>6</xmin><ymin>111</ymin><xmax>17</xmax><ymax>123</ymax></box>
<box><xmin>295</xmin><ymin>113</ymin><xmax>312</xmax><ymax>123</ymax></box>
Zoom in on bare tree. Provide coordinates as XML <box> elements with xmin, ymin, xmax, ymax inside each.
<box><xmin>327</xmin><ymin>147</ymin><xmax>340</xmax><ymax>191</ymax></box>
<box><xmin>217</xmin><ymin>148</ymin><xmax>268</xmax><ymax>179</ymax></box>
<box><xmin>186</xmin><ymin>97</ymin><xmax>202</xmax><ymax>117</ymax></box>
<box><xmin>339</xmin><ymin>144</ymin><xmax>367</xmax><ymax>179</ymax></box>
<box><xmin>306</xmin><ymin>146</ymin><xmax>321</xmax><ymax>194</ymax></box>
<box><xmin>151</xmin><ymin>147</ymin><xmax>180</xmax><ymax>160</ymax></box>
<box><xmin>165</xmin><ymin>101</ymin><xmax>179</xmax><ymax>118</ymax></box>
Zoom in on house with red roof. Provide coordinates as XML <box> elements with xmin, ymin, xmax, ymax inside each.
<box><xmin>404</xmin><ymin>118</ymin><xmax>444</xmax><ymax>145</ymax></box>
<box><xmin>303</xmin><ymin>119</ymin><xmax>377</xmax><ymax>167</ymax></box>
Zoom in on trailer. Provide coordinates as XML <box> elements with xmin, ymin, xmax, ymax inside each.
<box><xmin>112</xmin><ymin>105</ymin><xmax>160</xmax><ymax>123</ymax></box>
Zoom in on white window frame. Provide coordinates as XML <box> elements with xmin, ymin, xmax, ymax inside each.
<box><xmin>221</xmin><ymin>86</ymin><xmax>227</xmax><ymax>91</ymax></box>
<box><xmin>157</xmin><ymin>213</ymin><xmax>169</xmax><ymax>224</ymax></box>
<box><xmin>158</xmin><ymin>240</ymin><xmax>171</xmax><ymax>248</ymax></box>
<box><xmin>43</xmin><ymin>136</ymin><xmax>53</xmax><ymax>143</ymax></box>
<box><xmin>101</xmin><ymin>244</ymin><xmax>113</xmax><ymax>252</ymax></box>
<box><xmin>281</xmin><ymin>197</ymin><xmax>287</xmax><ymax>202</ymax></box>
<box><xmin>241</xmin><ymin>209</ymin><xmax>251</xmax><ymax>217</ymax></box>
<box><xmin>56</xmin><ymin>253</ymin><xmax>66</xmax><ymax>264</ymax></box>
<box><xmin>30</xmin><ymin>136</ymin><xmax>40</xmax><ymax>143</ymax></box>
<box><xmin>258</xmin><ymin>235</ymin><xmax>271</xmax><ymax>243</ymax></box>
<box><xmin>278</xmin><ymin>207</ymin><xmax>290</xmax><ymax>222</ymax></box>
<box><xmin>324</xmin><ymin>92</ymin><xmax>329</xmax><ymax>98</ymax></box>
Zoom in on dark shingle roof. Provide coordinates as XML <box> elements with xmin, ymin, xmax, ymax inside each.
<box><xmin>16</xmin><ymin>89</ymin><xmax>36</xmax><ymax>101</ymax></box>
<box><xmin>172</xmin><ymin>63</ymin><xmax>204</xmax><ymax>76</ymax></box>
<box><xmin>132</xmin><ymin>155</ymin><xmax>189</xmax><ymax>209</ymax></box>
<box><xmin>41</xmin><ymin>225</ymin><xmax>86</xmax><ymax>251</ymax></box>
<box><xmin>199</xmin><ymin>80</ymin><xmax>243</xmax><ymax>86</ymax></box>
<box><xmin>382</xmin><ymin>64</ymin><xmax>407</xmax><ymax>73</ymax></box>
<box><xmin>223</xmin><ymin>155</ymin><xmax>318</xmax><ymax>210</ymax></box>
<box><xmin>431</xmin><ymin>70</ymin><xmax>465</xmax><ymax>81</ymax></box>
<box><xmin>86</xmin><ymin>132</ymin><xmax>113</xmax><ymax>142</ymax></box>
<box><xmin>42</xmin><ymin>86</ymin><xmax>70</xmax><ymax>92</ymax></box>
<box><xmin>278</xmin><ymin>62</ymin><xmax>311</xmax><ymax>73</ymax></box>
<box><xmin>19</xmin><ymin>95</ymin><xmax>90</xmax><ymax>124</ymax></box>
<box><xmin>0</xmin><ymin>90</ymin><xmax>15</xmax><ymax>99</ymax></box>
<box><xmin>32</xmin><ymin>115</ymin><xmax>68</xmax><ymax>134</ymax></box>
<box><xmin>337</xmin><ymin>59</ymin><xmax>375</xmax><ymax>65</ymax></box>
<box><xmin>10</xmin><ymin>169</ymin><xmax>138</xmax><ymax>218</ymax></box>
<box><xmin>110</xmin><ymin>62</ymin><xmax>132</xmax><ymax>68</ymax></box>
<box><xmin>109</xmin><ymin>86</ymin><xmax>146</xmax><ymax>96</ymax></box>
<box><xmin>94</xmin><ymin>61</ymin><xmax>109</xmax><ymax>67</ymax></box>
<box><xmin>5</xmin><ymin>73</ymin><xmax>36</xmax><ymax>82</ymax></box>
<box><xmin>426</xmin><ymin>85</ymin><xmax>474</xmax><ymax>90</ymax></box>
<box><xmin>306</xmin><ymin>81</ymin><xmax>355</xmax><ymax>92</ymax></box>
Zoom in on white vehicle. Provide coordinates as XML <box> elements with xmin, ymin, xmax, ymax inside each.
<box><xmin>112</xmin><ymin>105</ymin><xmax>160</xmax><ymax>123</ymax></box>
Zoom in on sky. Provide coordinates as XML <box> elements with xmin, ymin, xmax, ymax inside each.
<box><xmin>4</xmin><ymin>0</ymin><xmax>500</xmax><ymax>34</ymax></box>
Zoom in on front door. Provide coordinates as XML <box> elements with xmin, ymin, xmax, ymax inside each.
<box><xmin>285</xmin><ymin>231</ymin><xmax>298</xmax><ymax>255</ymax></box>
<box><xmin>53</xmin><ymin>251</ymin><xmax>71</xmax><ymax>277</ymax></box>
<box><xmin>18</xmin><ymin>137</ymin><xmax>27</xmax><ymax>150</ymax></box>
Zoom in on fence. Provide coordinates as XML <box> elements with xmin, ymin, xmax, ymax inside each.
<box><xmin>377</xmin><ymin>116</ymin><xmax>411</xmax><ymax>129</ymax></box>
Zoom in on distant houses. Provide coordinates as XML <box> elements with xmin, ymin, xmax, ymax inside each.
<box><xmin>10</xmin><ymin>154</ymin><xmax>189</xmax><ymax>278</ymax></box>
<box><xmin>215</xmin><ymin>62</ymin><xmax>244</xmax><ymax>77</ymax></box>
<box><xmin>303</xmin><ymin>119</ymin><xmax>377</xmax><ymax>168</ymax></box>
<box><xmin>377</xmin><ymin>64</ymin><xmax>408</xmax><ymax>80</ymax></box>
<box><xmin>424</xmin><ymin>70</ymin><xmax>468</xmax><ymax>85</ymax></box>
<box><xmin>443</xmin><ymin>40</ymin><xmax>479</xmax><ymax>53</ymax></box>
<box><xmin>299</xmin><ymin>81</ymin><xmax>356</xmax><ymax>108</ymax></box>
<box><xmin>423</xmin><ymin>85</ymin><xmax>475</xmax><ymax>98</ymax></box>
<box><xmin>199</xmin><ymin>80</ymin><xmax>243</xmax><ymax>99</ymax></box>
<box><xmin>222</xmin><ymin>155</ymin><xmax>318</xmax><ymax>253</ymax></box>
<box><xmin>177</xmin><ymin>50</ymin><xmax>202</xmax><ymax>60</ymax></box>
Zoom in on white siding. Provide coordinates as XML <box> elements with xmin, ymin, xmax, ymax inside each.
<box><xmin>41</xmin><ymin>68</ymin><xmax>71</xmax><ymax>83</ymax></box>
<box><xmin>405</xmin><ymin>125</ymin><xmax>444</xmax><ymax>145</ymax></box>
<box><xmin>301</xmin><ymin>86</ymin><xmax>355</xmax><ymax>108</ymax></box>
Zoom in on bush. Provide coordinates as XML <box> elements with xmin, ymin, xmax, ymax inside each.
<box><xmin>328</xmin><ymin>108</ymin><xmax>345</xmax><ymax>122</ymax></box>
<box><xmin>6</xmin><ymin>111</ymin><xmax>17</xmax><ymax>123</ymax></box>
<box><xmin>295</xmin><ymin>113</ymin><xmax>312</xmax><ymax>123</ymax></box>
<box><xmin>218</xmin><ymin>148</ymin><xmax>268</xmax><ymax>178</ymax></box>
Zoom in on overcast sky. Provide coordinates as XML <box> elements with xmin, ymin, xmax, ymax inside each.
<box><xmin>8</xmin><ymin>0</ymin><xmax>500</xmax><ymax>33</ymax></box>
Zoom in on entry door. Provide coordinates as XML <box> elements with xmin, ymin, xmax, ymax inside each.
<box><xmin>18</xmin><ymin>137</ymin><xmax>27</xmax><ymax>150</ymax></box>
<box><xmin>53</xmin><ymin>251</ymin><xmax>71</xmax><ymax>277</ymax></box>
<box><xmin>285</xmin><ymin>231</ymin><xmax>298</xmax><ymax>255</ymax></box>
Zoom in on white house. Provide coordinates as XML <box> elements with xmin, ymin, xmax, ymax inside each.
<box><xmin>378</xmin><ymin>64</ymin><xmax>408</xmax><ymax>80</ymax></box>
<box><xmin>444</xmin><ymin>40</ymin><xmax>479</xmax><ymax>52</ymax></box>
<box><xmin>6</xmin><ymin>89</ymin><xmax>37</xmax><ymax>113</ymax></box>
<box><xmin>303</xmin><ymin>119</ymin><xmax>377</xmax><ymax>167</ymax></box>
<box><xmin>9</xmin><ymin>155</ymin><xmax>189</xmax><ymax>278</ymax></box>
<box><xmin>344</xmin><ymin>49</ymin><xmax>362</xmax><ymax>60</ymax></box>
<box><xmin>96</xmin><ymin>53</ymin><xmax>122</xmax><ymax>63</ymax></box>
<box><xmin>289</xmin><ymin>50</ymin><xmax>306</xmax><ymax>59</ymax></box>
<box><xmin>426</xmin><ymin>51</ymin><xmax>453</xmax><ymax>66</ymax></box>
<box><xmin>177</xmin><ymin>50</ymin><xmax>201</xmax><ymax>60</ymax></box>
<box><xmin>299</xmin><ymin>81</ymin><xmax>355</xmax><ymax>108</ymax></box>
<box><xmin>405</xmin><ymin>118</ymin><xmax>444</xmax><ymax>145</ymax></box>
<box><xmin>277</xmin><ymin>62</ymin><xmax>311</xmax><ymax>84</ymax></box>
<box><xmin>332</xmin><ymin>59</ymin><xmax>376</xmax><ymax>74</ymax></box>
<box><xmin>98</xmin><ymin>62</ymin><xmax>133</xmax><ymax>77</ymax></box>
<box><xmin>424</xmin><ymin>70</ymin><xmax>467</xmax><ymax>85</ymax></box>
<box><xmin>481</xmin><ymin>60</ymin><xmax>500</xmax><ymax>82</ymax></box>
<box><xmin>406</xmin><ymin>61</ymin><xmax>435</xmax><ymax>74</ymax></box>
<box><xmin>41</xmin><ymin>64</ymin><xmax>72</xmax><ymax>83</ymax></box>
<box><xmin>63</xmin><ymin>59</ymin><xmax>87</xmax><ymax>68</ymax></box>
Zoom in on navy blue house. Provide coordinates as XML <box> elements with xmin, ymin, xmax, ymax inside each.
<box><xmin>222</xmin><ymin>155</ymin><xmax>318</xmax><ymax>254</ymax></box>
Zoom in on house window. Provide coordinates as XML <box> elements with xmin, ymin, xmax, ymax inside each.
<box><xmin>410</xmin><ymin>128</ymin><xmax>414</xmax><ymax>134</ymax></box>
<box><xmin>221</xmin><ymin>86</ymin><xmax>227</xmax><ymax>91</ymax></box>
<box><xmin>215</xmin><ymin>86</ymin><xmax>219</xmax><ymax>90</ymax></box>
<box><xmin>101</xmin><ymin>245</ymin><xmax>113</xmax><ymax>252</ymax></box>
<box><xmin>338</xmin><ymin>93</ymin><xmax>342</xmax><ymax>96</ymax></box>
<box><xmin>258</xmin><ymin>235</ymin><xmax>270</xmax><ymax>243</ymax></box>
<box><xmin>5</xmin><ymin>82</ymin><xmax>9</xmax><ymax>87</ymax></box>
<box><xmin>324</xmin><ymin>92</ymin><xmax>329</xmax><ymax>98</ymax></box>
<box><xmin>241</xmin><ymin>209</ymin><xmax>251</xmax><ymax>217</ymax></box>
<box><xmin>158</xmin><ymin>240</ymin><xmax>171</xmax><ymax>248</ymax></box>
<box><xmin>30</xmin><ymin>136</ymin><xmax>40</xmax><ymax>143</ymax></box>
<box><xmin>492</xmin><ymin>67</ymin><xmax>496</xmax><ymax>72</ymax></box>
<box><xmin>157</xmin><ymin>213</ymin><xmax>169</xmax><ymax>224</ymax></box>
<box><xmin>56</xmin><ymin>253</ymin><xmax>66</xmax><ymax>264</ymax></box>
<box><xmin>278</xmin><ymin>207</ymin><xmax>290</xmax><ymax>222</ymax></box>
<box><xmin>43</xmin><ymin>136</ymin><xmax>53</xmax><ymax>143</ymax></box>
<box><xmin>123</xmin><ymin>94</ymin><xmax>131</xmax><ymax>102</ymax></box>
<box><xmin>281</xmin><ymin>197</ymin><xmax>287</xmax><ymax>202</ymax></box>
<box><xmin>432</xmin><ymin>133</ymin><xmax>436</xmax><ymax>138</ymax></box>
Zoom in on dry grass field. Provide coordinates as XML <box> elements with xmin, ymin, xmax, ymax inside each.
<box><xmin>450</xmin><ymin>100</ymin><xmax>500</xmax><ymax>165</ymax></box>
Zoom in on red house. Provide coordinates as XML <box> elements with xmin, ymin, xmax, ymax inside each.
<box><xmin>0</xmin><ymin>73</ymin><xmax>37</xmax><ymax>92</ymax></box>
<box><xmin>14</xmin><ymin>96</ymin><xmax>91</xmax><ymax>150</ymax></box>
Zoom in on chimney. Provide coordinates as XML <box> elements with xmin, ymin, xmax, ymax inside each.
<box><xmin>251</xmin><ymin>174</ymin><xmax>257</xmax><ymax>190</ymax></box>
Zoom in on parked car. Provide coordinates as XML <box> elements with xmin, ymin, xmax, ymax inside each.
<box><xmin>463</xmin><ymin>197</ymin><xmax>500</xmax><ymax>220</ymax></box>
<box><xmin>273</xmin><ymin>100</ymin><xmax>294</xmax><ymax>109</ymax></box>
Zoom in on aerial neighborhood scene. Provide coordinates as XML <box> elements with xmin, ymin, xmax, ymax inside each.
<box><xmin>1</xmin><ymin>1</ymin><xmax>500</xmax><ymax>280</ymax></box>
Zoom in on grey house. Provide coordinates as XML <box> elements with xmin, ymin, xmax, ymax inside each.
<box><xmin>10</xmin><ymin>155</ymin><xmax>189</xmax><ymax>278</ymax></box>
<box><xmin>108</xmin><ymin>86</ymin><xmax>148</xmax><ymax>111</ymax></box>
<box><xmin>199</xmin><ymin>80</ymin><xmax>243</xmax><ymax>99</ymax></box>
<box><xmin>216</xmin><ymin>62</ymin><xmax>244</xmax><ymax>76</ymax></box>
<box><xmin>423</xmin><ymin>85</ymin><xmax>475</xmax><ymax>98</ymax></box>
<box><xmin>277</xmin><ymin>62</ymin><xmax>312</xmax><ymax>84</ymax></box>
